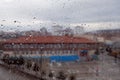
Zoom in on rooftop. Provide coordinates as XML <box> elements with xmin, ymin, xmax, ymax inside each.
<box><xmin>3</xmin><ymin>36</ymin><xmax>97</xmax><ymax>44</ymax></box>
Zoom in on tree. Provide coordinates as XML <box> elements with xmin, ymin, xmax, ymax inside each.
<box><xmin>40</xmin><ymin>27</ymin><xmax>49</xmax><ymax>36</ymax></box>
<box><xmin>64</xmin><ymin>27</ymin><xmax>74</xmax><ymax>36</ymax></box>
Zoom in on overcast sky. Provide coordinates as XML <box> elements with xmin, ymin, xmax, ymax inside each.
<box><xmin>0</xmin><ymin>0</ymin><xmax>120</xmax><ymax>32</ymax></box>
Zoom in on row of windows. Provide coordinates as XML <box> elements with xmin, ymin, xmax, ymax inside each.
<box><xmin>4</xmin><ymin>43</ymin><xmax>95</xmax><ymax>49</ymax></box>
<box><xmin>14</xmin><ymin>50</ymin><xmax>77</xmax><ymax>54</ymax></box>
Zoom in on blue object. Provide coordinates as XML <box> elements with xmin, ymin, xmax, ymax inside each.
<box><xmin>50</xmin><ymin>55</ymin><xmax>80</xmax><ymax>62</ymax></box>
<box><xmin>23</xmin><ymin>55</ymin><xmax>80</xmax><ymax>62</ymax></box>
<box><xmin>81</xmin><ymin>50</ymin><xmax>88</xmax><ymax>53</ymax></box>
<box><xmin>91</xmin><ymin>54</ymin><xmax>99</xmax><ymax>60</ymax></box>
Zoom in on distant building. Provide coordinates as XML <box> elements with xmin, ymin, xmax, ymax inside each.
<box><xmin>2</xmin><ymin>36</ymin><xmax>99</xmax><ymax>62</ymax></box>
<box><xmin>81</xmin><ymin>34</ymin><xmax>105</xmax><ymax>42</ymax></box>
<box><xmin>96</xmin><ymin>37</ymin><xmax>105</xmax><ymax>42</ymax></box>
<box><xmin>52</xmin><ymin>25</ymin><xmax>63</xmax><ymax>36</ymax></box>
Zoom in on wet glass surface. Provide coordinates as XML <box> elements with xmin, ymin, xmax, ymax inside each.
<box><xmin>0</xmin><ymin>0</ymin><xmax>120</xmax><ymax>80</ymax></box>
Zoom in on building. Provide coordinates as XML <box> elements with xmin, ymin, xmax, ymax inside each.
<box><xmin>2</xmin><ymin>36</ymin><xmax>99</xmax><ymax>62</ymax></box>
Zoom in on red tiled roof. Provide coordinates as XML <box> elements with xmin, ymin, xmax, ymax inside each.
<box><xmin>3</xmin><ymin>36</ymin><xmax>97</xmax><ymax>44</ymax></box>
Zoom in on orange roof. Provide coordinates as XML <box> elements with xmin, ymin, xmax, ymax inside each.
<box><xmin>4</xmin><ymin>36</ymin><xmax>97</xmax><ymax>44</ymax></box>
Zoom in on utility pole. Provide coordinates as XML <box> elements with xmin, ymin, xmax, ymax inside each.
<box><xmin>40</xmin><ymin>46</ymin><xmax>44</xmax><ymax>79</ymax></box>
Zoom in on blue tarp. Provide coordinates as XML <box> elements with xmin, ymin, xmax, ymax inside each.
<box><xmin>50</xmin><ymin>55</ymin><xmax>80</xmax><ymax>62</ymax></box>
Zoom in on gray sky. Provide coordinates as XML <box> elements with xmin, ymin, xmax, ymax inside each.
<box><xmin>0</xmin><ymin>0</ymin><xmax>120</xmax><ymax>31</ymax></box>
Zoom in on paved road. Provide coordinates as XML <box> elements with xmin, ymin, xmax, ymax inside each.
<box><xmin>96</xmin><ymin>53</ymin><xmax>120</xmax><ymax>80</ymax></box>
<box><xmin>50</xmin><ymin>53</ymin><xmax>120</xmax><ymax>80</ymax></box>
<box><xmin>0</xmin><ymin>65</ymin><xmax>38</xmax><ymax>80</ymax></box>
<box><xmin>0</xmin><ymin>53</ymin><xmax>119</xmax><ymax>80</ymax></box>
<box><xmin>76</xmin><ymin>53</ymin><xmax>120</xmax><ymax>80</ymax></box>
